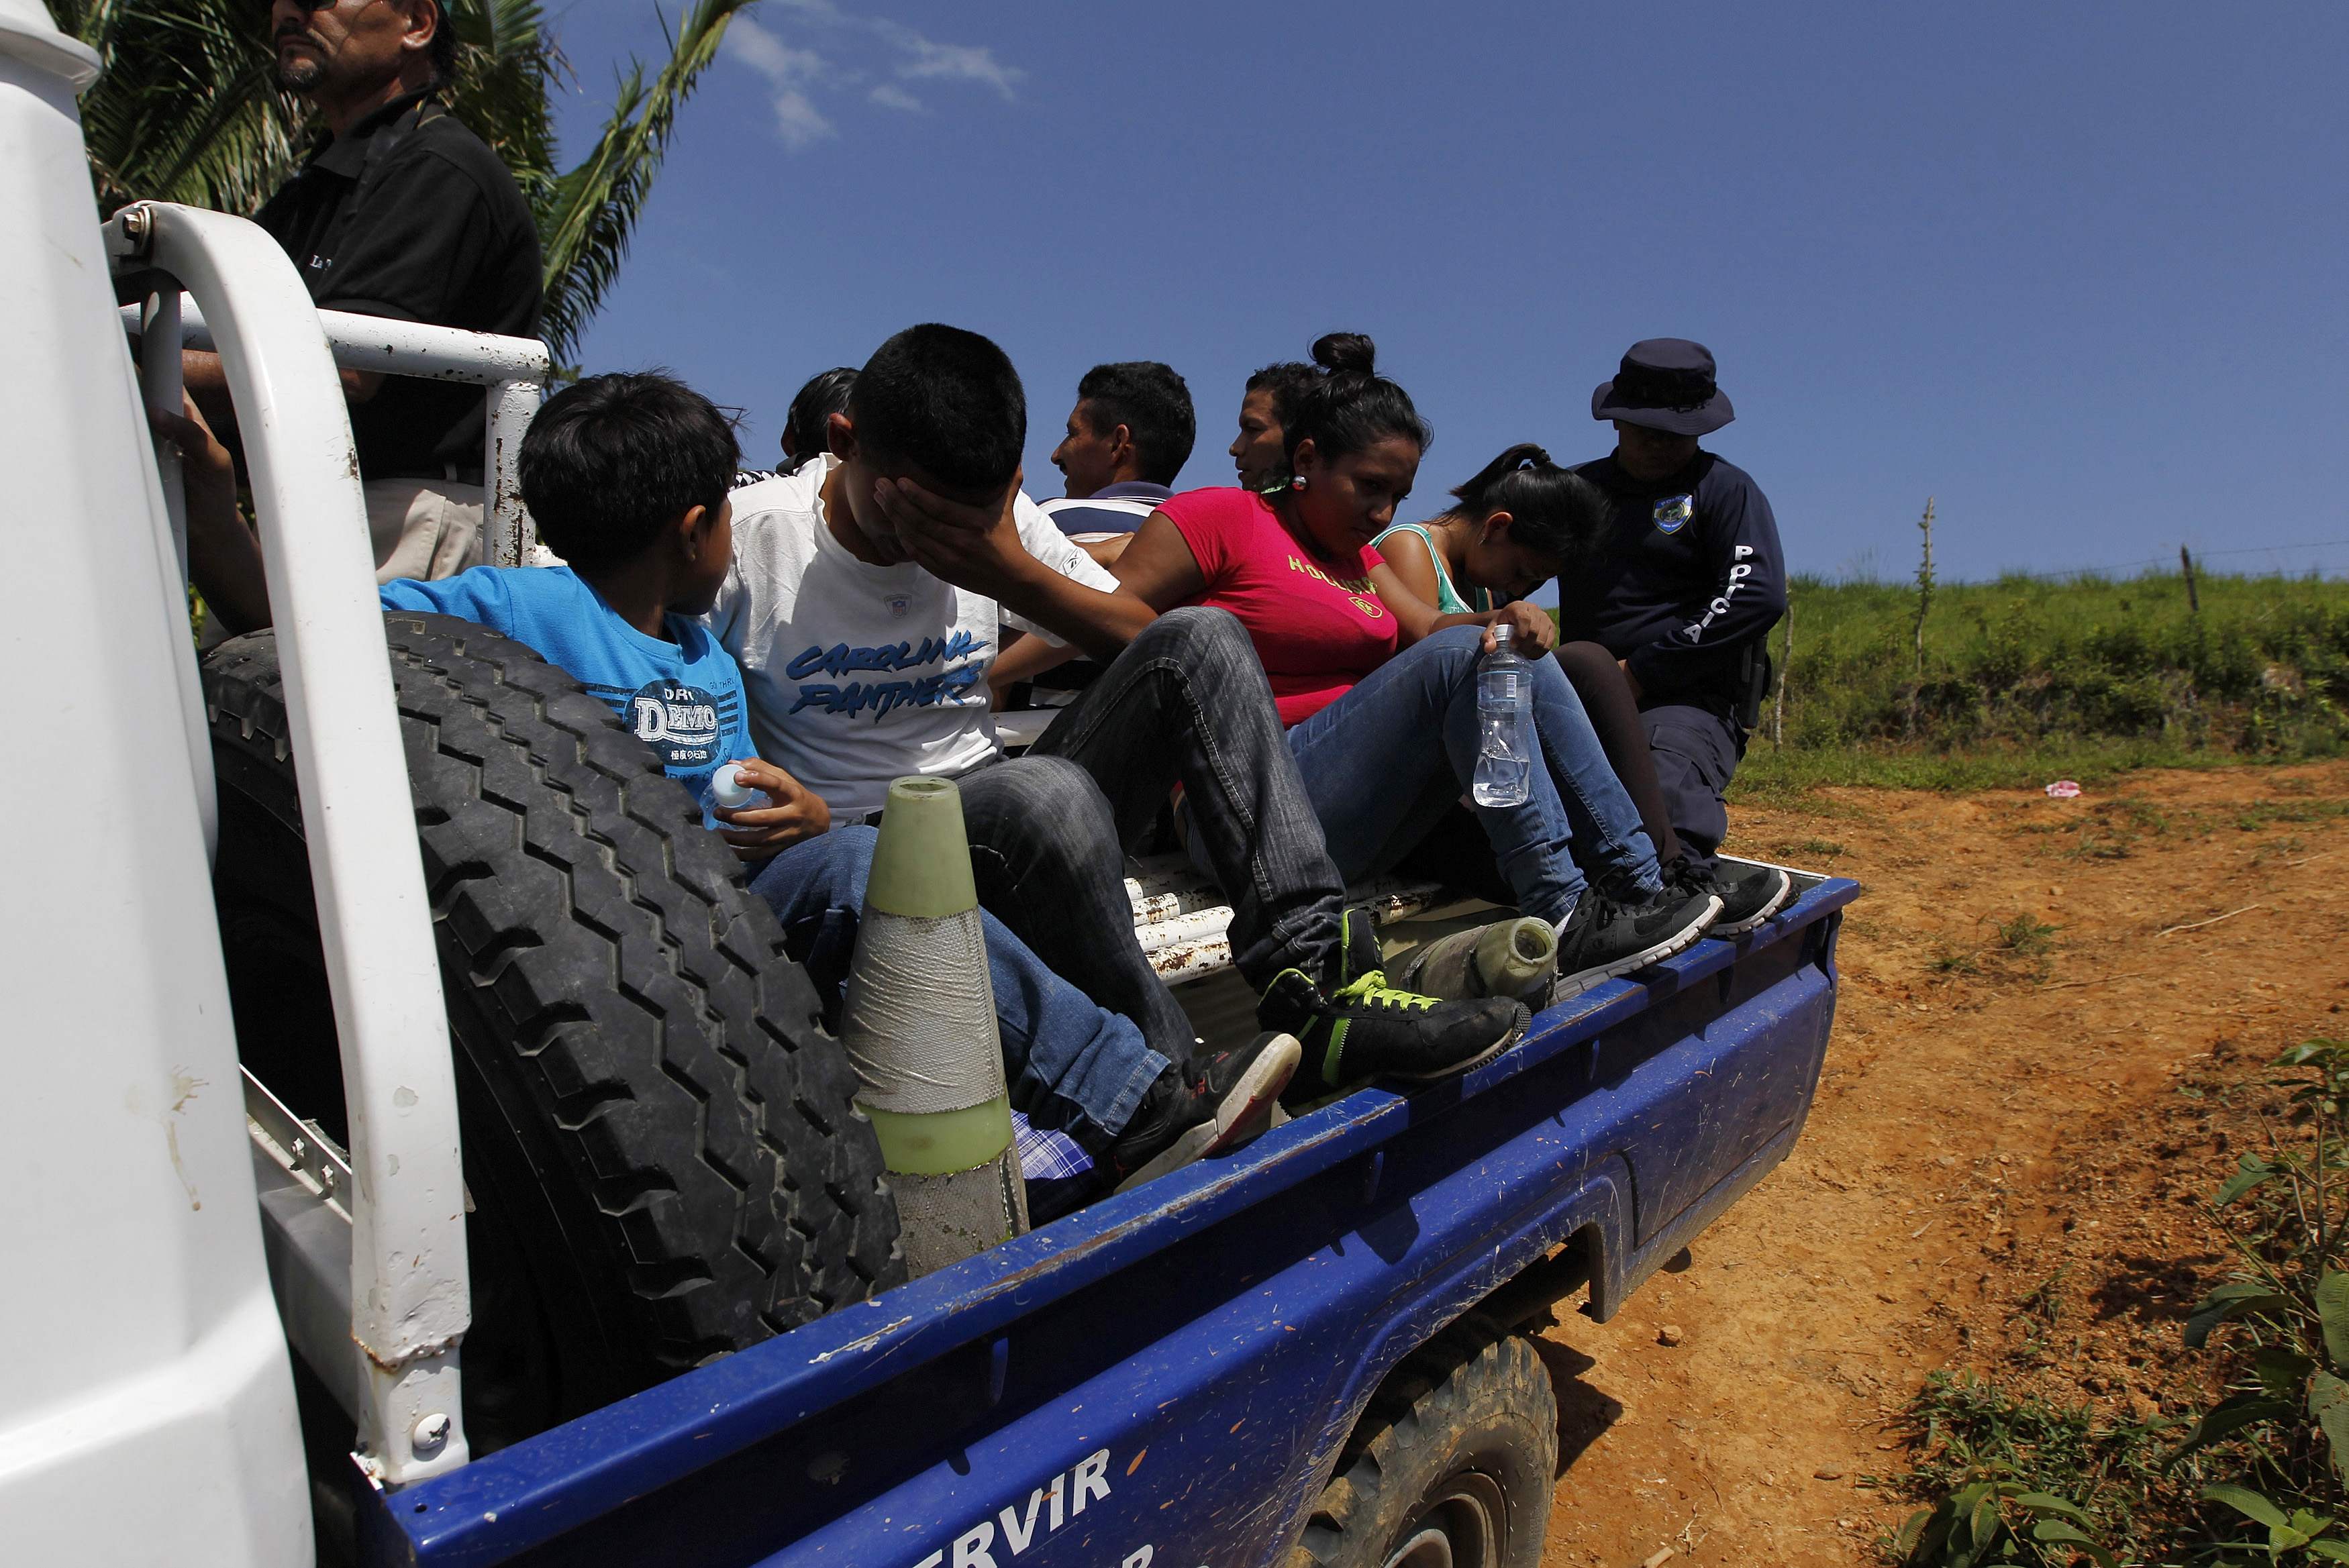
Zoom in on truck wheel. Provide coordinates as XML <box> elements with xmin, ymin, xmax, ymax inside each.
<box><xmin>1291</xmin><ymin>1322</ymin><xmax>1558</xmax><ymax>1568</ymax></box>
<box><xmin>205</xmin><ymin>613</ymin><xmax>904</xmax><ymax>1451</ymax></box>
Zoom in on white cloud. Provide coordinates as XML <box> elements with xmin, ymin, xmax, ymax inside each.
<box><xmin>725</xmin><ymin>19</ymin><xmax>836</xmax><ymax>148</ymax></box>
<box><xmin>724</xmin><ymin>5</ymin><xmax>1020</xmax><ymax>148</ymax></box>
<box><xmin>870</xmin><ymin>19</ymin><xmax>1023</xmax><ymax>102</ymax></box>
<box><xmin>766</xmin><ymin>89</ymin><xmax>835</xmax><ymax>148</ymax></box>
<box><xmin>726</xmin><ymin>17</ymin><xmax>823</xmax><ymax>87</ymax></box>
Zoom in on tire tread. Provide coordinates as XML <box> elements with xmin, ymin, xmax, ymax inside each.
<box><xmin>205</xmin><ymin>613</ymin><xmax>903</xmax><ymax>1390</ymax></box>
<box><xmin>1288</xmin><ymin>1316</ymin><xmax>1558</xmax><ymax>1568</ymax></box>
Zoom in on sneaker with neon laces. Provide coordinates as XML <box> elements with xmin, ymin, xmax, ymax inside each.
<box><xmin>1550</xmin><ymin>886</ymin><xmax>1721</xmax><ymax>1000</ymax></box>
<box><xmin>1103</xmin><ymin>1030</ymin><xmax>1302</xmax><ymax>1192</ymax></box>
<box><xmin>1257</xmin><ymin>908</ymin><xmax>1529</xmax><ymax>1094</ymax></box>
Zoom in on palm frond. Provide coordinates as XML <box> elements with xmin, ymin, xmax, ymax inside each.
<box><xmin>57</xmin><ymin>0</ymin><xmax>304</xmax><ymax>215</ymax></box>
<box><xmin>443</xmin><ymin>0</ymin><xmax>562</xmax><ymax>195</ymax></box>
<box><xmin>534</xmin><ymin>0</ymin><xmax>758</xmax><ymax>363</ymax></box>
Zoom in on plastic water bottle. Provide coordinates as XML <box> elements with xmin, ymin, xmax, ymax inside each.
<box><xmin>1472</xmin><ymin>624</ymin><xmax>1533</xmax><ymax>808</ymax></box>
<box><xmin>704</xmin><ymin>762</ymin><xmax>770</xmax><ymax>829</ymax></box>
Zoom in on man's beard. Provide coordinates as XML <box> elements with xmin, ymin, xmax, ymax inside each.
<box><xmin>275</xmin><ymin>40</ymin><xmax>323</xmax><ymax>93</ymax></box>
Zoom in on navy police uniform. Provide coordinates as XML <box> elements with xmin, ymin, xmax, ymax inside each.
<box><xmin>1559</xmin><ymin>451</ymin><xmax>1784</xmax><ymax>868</ymax></box>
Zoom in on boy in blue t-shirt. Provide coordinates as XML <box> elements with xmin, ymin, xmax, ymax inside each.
<box><xmin>158</xmin><ymin>372</ymin><xmax>1274</xmax><ymax>1201</ymax></box>
<box><xmin>166</xmin><ymin>371</ymin><xmax>822</xmax><ymax>849</ymax></box>
<box><xmin>380</xmin><ymin>374</ymin><xmax>818</xmax><ymax>843</ymax></box>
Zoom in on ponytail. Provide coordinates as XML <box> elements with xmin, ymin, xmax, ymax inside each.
<box><xmin>1446</xmin><ymin>443</ymin><xmax>1609</xmax><ymax>560</ymax></box>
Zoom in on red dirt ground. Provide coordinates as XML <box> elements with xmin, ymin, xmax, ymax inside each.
<box><xmin>1535</xmin><ymin>760</ymin><xmax>2349</xmax><ymax>1567</ymax></box>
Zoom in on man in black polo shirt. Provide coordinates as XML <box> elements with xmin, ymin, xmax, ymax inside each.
<box><xmin>186</xmin><ymin>0</ymin><xmax>540</xmax><ymax>581</ymax></box>
<box><xmin>1560</xmin><ymin>339</ymin><xmax>1791</xmax><ymax>924</ymax></box>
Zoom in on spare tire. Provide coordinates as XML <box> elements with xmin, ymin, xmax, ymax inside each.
<box><xmin>205</xmin><ymin>612</ymin><xmax>903</xmax><ymax>1451</ymax></box>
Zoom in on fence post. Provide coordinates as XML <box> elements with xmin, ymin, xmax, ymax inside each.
<box><xmin>1774</xmin><ymin>588</ymin><xmax>1791</xmax><ymax>747</ymax></box>
<box><xmin>1907</xmin><ymin>496</ymin><xmax>1935</xmax><ymax>737</ymax></box>
<box><xmin>2180</xmin><ymin>544</ymin><xmax>2201</xmax><ymax>615</ymax></box>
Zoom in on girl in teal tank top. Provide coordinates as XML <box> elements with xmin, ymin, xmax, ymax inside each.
<box><xmin>1371</xmin><ymin>521</ymin><xmax>1492</xmax><ymax>614</ymax></box>
<box><xmin>1374</xmin><ymin>443</ymin><xmax>1589</xmax><ymax>615</ymax></box>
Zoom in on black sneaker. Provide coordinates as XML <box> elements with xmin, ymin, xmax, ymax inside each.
<box><xmin>1551</xmin><ymin>886</ymin><xmax>1722</xmax><ymax>1000</ymax></box>
<box><xmin>1105</xmin><ymin>1031</ymin><xmax>1302</xmax><ymax>1192</ymax></box>
<box><xmin>1708</xmin><ymin>857</ymin><xmax>1795</xmax><ymax>935</ymax></box>
<box><xmin>1666</xmin><ymin>853</ymin><xmax>1793</xmax><ymax>938</ymax></box>
<box><xmin>1327</xmin><ymin>903</ymin><xmax>1388</xmax><ymax>990</ymax></box>
<box><xmin>1260</xmin><ymin>907</ymin><xmax>1529</xmax><ymax>1094</ymax></box>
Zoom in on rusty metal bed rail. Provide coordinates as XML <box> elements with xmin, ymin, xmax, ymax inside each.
<box><xmin>1126</xmin><ymin>854</ymin><xmax>1448</xmax><ymax>984</ymax></box>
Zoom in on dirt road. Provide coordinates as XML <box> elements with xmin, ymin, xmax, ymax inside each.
<box><xmin>1537</xmin><ymin>760</ymin><xmax>2349</xmax><ymax>1567</ymax></box>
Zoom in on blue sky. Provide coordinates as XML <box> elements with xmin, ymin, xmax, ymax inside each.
<box><xmin>551</xmin><ymin>1</ymin><xmax>2348</xmax><ymax>586</ymax></box>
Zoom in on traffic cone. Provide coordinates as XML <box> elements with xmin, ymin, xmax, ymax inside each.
<box><xmin>838</xmin><ymin>776</ymin><xmax>1027</xmax><ymax>1276</ymax></box>
<box><xmin>1393</xmin><ymin>915</ymin><xmax>1557</xmax><ymax>1004</ymax></box>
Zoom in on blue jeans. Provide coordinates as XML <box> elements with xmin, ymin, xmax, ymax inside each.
<box><xmin>749</xmin><ymin>826</ymin><xmax>1168</xmax><ymax>1144</ymax></box>
<box><xmin>1028</xmin><ymin>607</ymin><xmax>1346</xmax><ymax>988</ymax></box>
<box><xmin>752</xmin><ymin>608</ymin><xmax>1354</xmax><ymax>1146</ymax></box>
<box><xmin>1285</xmin><ymin>625</ymin><xmax>1661</xmax><ymax>925</ymax></box>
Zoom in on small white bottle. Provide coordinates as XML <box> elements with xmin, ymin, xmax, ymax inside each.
<box><xmin>705</xmin><ymin>762</ymin><xmax>770</xmax><ymax>829</ymax></box>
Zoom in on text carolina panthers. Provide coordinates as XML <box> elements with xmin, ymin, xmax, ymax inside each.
<box><xmin>785</xmin><ymin>631</ymin><xmax>991</xmax><ymax>721</ymax></box>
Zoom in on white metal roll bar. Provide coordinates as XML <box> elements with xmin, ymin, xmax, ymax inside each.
<box><xmin>107</xmin><ymin>201</ymin><xmax>492</xmax><ymax>1487</ymax></box>
<box><xmin>119</xmin><ymin>297</ymin><xmax>552</xmax><ymax>568</ymax></box>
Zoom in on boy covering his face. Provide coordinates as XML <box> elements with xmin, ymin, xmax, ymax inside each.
<box><xmin>713</xmin><ymin>326</ymin><xmax>1528</xmax><ymax>1196</ymax></box>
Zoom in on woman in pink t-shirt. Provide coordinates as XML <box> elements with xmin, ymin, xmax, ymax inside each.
<box><xmin>1114</xmin><ymin>336</ymin><xmax>1719</xmax><ymax>988</ymax></box>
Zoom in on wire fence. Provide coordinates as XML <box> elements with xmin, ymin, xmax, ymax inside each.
<box><xmin>1526</xmin><ymin>538</ymin><xmax>2348</xmax><ymax>609</ymax></box>
<box><xmin>1817</xmin><ymin>537</ymin><xmax>2349</xmax><ymax>587</ymax></box>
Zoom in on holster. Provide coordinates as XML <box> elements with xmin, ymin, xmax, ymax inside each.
<box><xmin>1734</xmin><ymin>641</ymin><xmax>1772</xmax><ymax>731</ymax></box>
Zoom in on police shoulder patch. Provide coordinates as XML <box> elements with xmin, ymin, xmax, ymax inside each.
<box><xmin>1654</xmin><ymin>494</ymin><xmax>1693</xmax><ymax>534</ymax></box>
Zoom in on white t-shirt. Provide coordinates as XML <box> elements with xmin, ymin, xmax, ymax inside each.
<box><xmin>707</xmin><ymin>455</ymin><xmax>1120</xmax><ymax>819</ymax></box>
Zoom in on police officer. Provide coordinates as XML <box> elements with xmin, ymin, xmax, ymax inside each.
<box><xmin>1560</xmin><ymin>339</ymin><xmax>1789</xmax><ymax>917</ymax></box>
<box><xmin>184</xmin><ymin>0</ymin><xmax>541</xmax><ymax>582</ymax></box>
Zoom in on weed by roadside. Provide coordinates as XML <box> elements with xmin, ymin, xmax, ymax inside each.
<box><xmin>1880</xmin><ymin>1372</ymin><xmax>2162</xmax><ymax>1565</ymax></box>
<box><xmin>1923</xmin><ymin>914</ymin><xmax>2064</xmax><ymax>988</ymax></box>
<box><xmin>1932</xmin><ymin>946</ymin><xmax>1983</xmax><ymax>980</ymax></box>
<box><xmin>1996</xmin><ymin>916</ymin><xmax>2061</xmax><ymax>957</ymax></box>
<box><xmin>1885</xmin><ymin>1039</ymin><xmax>2349</xmax><ymax>1567</ymax></box>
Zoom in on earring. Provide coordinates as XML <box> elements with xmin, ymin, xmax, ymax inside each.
<box><xmin>1289</xmin><ymin>475</ymin><xmax>1308</xmax><ymax>492</ymax></box>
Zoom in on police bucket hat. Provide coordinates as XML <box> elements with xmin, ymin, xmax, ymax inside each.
<box><xmin>1591</xmin><ymin>338</ymin><xmax>1736</xmax><ymax>437</ymax></box>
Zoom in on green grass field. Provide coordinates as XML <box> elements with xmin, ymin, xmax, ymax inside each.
<box><xmin>1692</xmin><ymin>570</ymin><xmax>2349</xmax><ymax>796</ymax></box>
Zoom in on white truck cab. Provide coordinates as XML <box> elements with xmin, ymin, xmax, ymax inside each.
<box><xmin>0</xmin><ymin>5</ymin><xmax>309</xmax><ymax>1559</ymax></box>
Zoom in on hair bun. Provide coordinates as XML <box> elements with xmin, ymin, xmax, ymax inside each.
<box><xmin>1310</xmin><ymin>331</ymin><xmax>1377</xmax><ymax>377</ymax></box>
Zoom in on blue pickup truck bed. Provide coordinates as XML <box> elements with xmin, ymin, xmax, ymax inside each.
<box><xmin>365</xmin><ymin>873</ymin><xmax>1857</xmax><ymax>1568</ymax></box>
